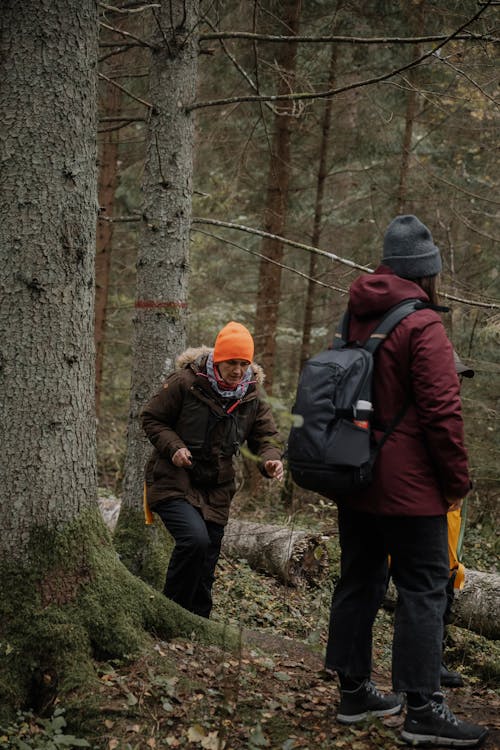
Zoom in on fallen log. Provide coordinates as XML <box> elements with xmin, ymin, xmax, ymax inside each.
<box><xmin>221</xmin><ymin>518</ymin><xmax>330</xmax><ymax>588</ymax></box>
<box><xmin>384</xmin><ymin>569</ymin><xmax>500</xmax><ymax>640</ymax></box>
<box><xmin>450</xmin><ymin>569</ymin><xmax>500</xmax><ymax>640</ymax></box>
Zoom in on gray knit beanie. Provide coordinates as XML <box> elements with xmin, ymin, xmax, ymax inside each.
<box><xmin>382</xmin><ymin>215</ymin><xmax>442</xmax><ymax>279</ymax></box>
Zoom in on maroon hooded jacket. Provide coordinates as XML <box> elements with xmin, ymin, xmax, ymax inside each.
<box><xmin>343</xmin><ymin>266</ymin><xmax>471</xmax><ymax>516</ymax></box>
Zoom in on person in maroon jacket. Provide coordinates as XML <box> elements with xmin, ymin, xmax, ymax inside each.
<box><xmin>324</xmin><ymin>216</ymin><xmax>488</xmax><ymax>747</ymax></box>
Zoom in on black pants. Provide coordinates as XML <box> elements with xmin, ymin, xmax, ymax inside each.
<box><xmin>325</xmin><ymin>505</ymin><xmax>449</xmax><ymax>694</ymax></box>
<box><xmin>155</xmin><ymin>498</ymin><xmax>225</xmax><ymax>618</ymax></box>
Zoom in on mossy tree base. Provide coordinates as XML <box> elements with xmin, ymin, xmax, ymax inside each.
<box><xmin>112</xmin><ymin>506</ymin><xmax>173</xmax><ymax>591</ymax></box>
<box><xmin>0</xmin><ymin>507</ymin><xmax>236</xmax><ymax>723</ymax></box>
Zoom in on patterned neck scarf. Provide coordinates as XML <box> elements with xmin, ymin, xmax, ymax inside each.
<box><xmin>203</xmin><ymin>352</ymin><xmax>255</xmax><ymax>401</ymax></box>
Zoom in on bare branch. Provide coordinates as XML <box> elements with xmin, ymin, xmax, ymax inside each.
<box><xmin>99</xmin><ymin>45</ymin><xmax>135</xmax><ymax>62</ymax></box>
<box><xmin>193</xmin><ymin>229</ymin><xmax>349</xmax><ymax>295</ymax></box>
<box><xmin>98</xmin><ymin>71</ymin><xmax>154</xmax><ymax>109</ymax></box>
<box><xmin>99</xmin><ymin>1</ymin><xmax>160</xmax><ymax>12</ymax></box>
<box><xmin>203</xmin><ymin>16</ymin><xmax>280</xmax><ymax>114</ymax></box>
<box><xmin>99</xmin><ymin>20</ymin><xmax>156</xmax><ymax>49</ymax></box>
<box><xmin>199</xmin><ymin>31</ymin><xmax>499</xmax><ymax>45</ymax></box>
<box><xmin>190</xmin><ymin>2</ymin><xmax>494</xmax><ymax>111</ymax></box>
<box><xmin>435</xmin><ymin>54</ymin><xmax>499</xmax><ymax>107</ymax></box>
<box><xmin>191</xmin><ymin>217</ymin><xmax>500</xmax><ymax>310</ymax></box>
<box><xmin>191</xmin><ymin>217</ymin><xmax>373</xmax><ymax>272</ymax></box>
<box><xmin>412</xmin><ymin>155</ymin><xmax>500</xmax><ymax>206</ymax></box>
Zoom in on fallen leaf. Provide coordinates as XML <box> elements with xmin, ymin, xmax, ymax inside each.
<box><xmin>187</xmin><ymin>724</ymin><xmax>207</xmax><ymax>742</ymax></box>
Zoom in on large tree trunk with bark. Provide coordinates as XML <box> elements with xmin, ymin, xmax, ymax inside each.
<box><xmin>115</xmin><ymin>0</ymin><xmax>198</xmax><ymax>578</ymax></box>
<box><xmin>0</xmin><ymin>0</ymin><xmax>231</xmax><ymax>721</ymax></box>
<box><xmin>222</xmin><ymin>519</ymin><xmax>329</xmax><ymax>587</ymax></box>
<box><xmin>0</xmin><ymin>0</ymin><xmax>98</xmax><ymax>556</ymax></box>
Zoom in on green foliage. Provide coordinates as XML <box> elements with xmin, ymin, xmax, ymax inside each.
<box><xmin>0</xmin><ymin>709</ymin><xmax>89</xmax><ymax>750</ymax></box>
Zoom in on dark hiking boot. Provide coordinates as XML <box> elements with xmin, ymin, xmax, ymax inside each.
<box><xmin>336</xmin><ymin>679</ymin><xmax>404</xmax><ymax>724</ymax></box>
<box><xmin>402</xmin><ymin>699</ymin><xmax>488</xmax><ymax>747</ymax></box>
<box><xmin>441</xmin><ymin>662</ymin><xmax>465</xmax><ymax>688</ymax></box>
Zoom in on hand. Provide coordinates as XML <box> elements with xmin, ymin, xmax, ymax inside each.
<box><xmin>264</xmin><ymin>459</ymin><xmax>284</xmax><ymax>481</ymax></box>
<box><xmin>446</xmin><ymin>497</ymin><xmax>463</xmax><ymax>512</ymax></box>
<box><xmin>172</xmin><ymin>447</ymin><xmax>193</xmax><ymax>468</ymax></box>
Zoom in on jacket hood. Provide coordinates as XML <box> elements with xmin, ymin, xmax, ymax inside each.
<box><xmin>175</xmin><ymin>346</ymin><xmax>266</xmax><ymax>385</ymax></box>
<box><xmin>349</xmin><ymin>265</ymin><xmax>429</xmax><ymax>320</ymax></box>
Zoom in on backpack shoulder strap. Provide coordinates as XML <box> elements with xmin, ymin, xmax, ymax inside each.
<box><xmin>363</xmin><ymin>298</ymin><xmax>424</xmax><ymax>355</ymax></box>
<box><xmin>333</xmin><ymin>298</ymin><xmax>447</xmax><ymax>353</ymax></box>
<box><xmin>332</xmin><ymin>309</ymin><xmax>350</xmax><ymax>349</ymax></box>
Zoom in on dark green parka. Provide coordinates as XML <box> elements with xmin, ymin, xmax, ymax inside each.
<box><xmin>141</xmin><ymin>347</ymin><xmax>282</xmax><ymax>525</ymax></box>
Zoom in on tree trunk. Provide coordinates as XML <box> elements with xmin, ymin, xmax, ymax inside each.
<box><xmin>253</xmin><ymin>0</ymin><xmax>302</xmax><ymax>393</ymax></box>
<box><xmin>117</xmin><ymin>0</ymin><xmax>198</xmax><ymax>574</ymax></box>
<box><xmin>450</xmin><ymin>569</ymin><xmax>500</xmax><ymax>641</ymax></box>
<box><xmin>95</xmin><ymin>70</ymin><xmax>121</xmax><ymax>419</ymax></box>
<box><xmin>299</xmin><ymin>43</ymin><xmax>338</xmax><ymax>371</ymax></box>
<box><xmin>384</xmin><ymin>570</ymin><xmax>500</xmax><ymax>640</ymax></box>
<box><xmin>0</xmin><ymin>0</ymin><xmax>231</xmax><ymax>720</ymax></box>
<box><xmin>396</xmin><ymin>2</ymin><xmax>424</xmax><ymax>213</ymax></box>
<box><xmin>222</xmin><ymin>519</ymin><xmax>329</xmax><ymax>587</ymax></box>
<box><xmin>0</xmin><ymin>0</ymin><xmax>98</xmax><ymax>555</ymax></box>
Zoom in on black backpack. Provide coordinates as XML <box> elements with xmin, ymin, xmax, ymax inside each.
<box><xmin>287</xmin><ymin>299</ymin><xmax>423</xmax><ymax>497</ymax></box>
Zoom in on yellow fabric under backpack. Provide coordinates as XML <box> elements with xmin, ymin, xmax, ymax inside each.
<box><xmin>448</xmin><ymin>506</ymin><xmax>466</xmax><ymax>590</ymax></box>
<box><xmin>143</xmin><ymin>481</ymin><xmax>154</xmax><ymax>525</ymax></box>
<box><xmin>387</xmin><ymin>502</ymin><xmax>466</xmax><ymax>589</ymax></box>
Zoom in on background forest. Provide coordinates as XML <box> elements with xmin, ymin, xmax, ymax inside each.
<box><xmin>1</xmin><ymin>0</ymin><xmax>499</xmax><ymax>748</ymax></box>
<box><xmin>97</xmin><ymin>0</ymin><xmax>499</xmax><ymax>524</ymax></box>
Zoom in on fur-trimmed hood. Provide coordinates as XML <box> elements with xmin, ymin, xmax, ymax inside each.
<box><xmin>175</xmin><ymin>346</ymin><xmax>266</xmax><ymax>385</ymax></box>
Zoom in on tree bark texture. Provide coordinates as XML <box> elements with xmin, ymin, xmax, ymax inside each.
<box><xmin>95</xmin><ymin>65</ymin><xmax>122</xmax><ymax>418</ymax></box>
<box><xmin>385</xmin><ymin>569</ymin><xmax>500</xmax><ymax>640</ymax></box>
<box><xmin>253</xmin><ymin>0</ymin><xmax>302</xmax><ymax>393</ymax></box>
<box><xmin>0</xmin><ymin>0</ymin><xmax>98</xmax><ymax>558</ymax></box>
<box><xmin>222</xmin><ymin>518</ymin><xmax>329</xmax><ymax>587</ymax></box>
<box><xmin>451</xmin><ymin>569</ymin><xmax>500</xmax><ymax>641</ymax></box>
<box><xmin>120</xmin><ymin>0</ymin><xmax>199</xmax><ymax>513</ymax></box>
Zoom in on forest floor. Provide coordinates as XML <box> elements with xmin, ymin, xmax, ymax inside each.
<box><xmin>4</xmin><ymin>494</ymin><xmax>499</xmax><ymax>750</ymax></box>
<box><xmin>67</xmin><ymin>549</ymin><xmax>500</xmax><ymax>750</ymax></box>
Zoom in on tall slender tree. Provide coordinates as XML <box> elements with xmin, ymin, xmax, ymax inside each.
<box><xmin>300</xmin><ymin>43</ymin><xmax>338</xmax><ymax>370</ymax></box>
<box><xmin>116</xmin><ymin>0</ymin><xmax>199</xmax><ymax>578</ymax></box>
<box><xmin>253</xmin><ymin>0</ymin><xmax>302</xmax><ymax>393</ymax></box>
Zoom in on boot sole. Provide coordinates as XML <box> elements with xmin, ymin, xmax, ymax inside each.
<box><xmin>401</xmin><ymin>728</ymin><xmax>488</xmax><ymax>747</ymax></box>
<box><xmin>337</xmin><ymin>702</ymin><xmax>403</xmax><ymax>725</ymax></box>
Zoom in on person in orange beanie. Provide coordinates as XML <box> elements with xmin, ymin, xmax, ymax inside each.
<box><xmin>141</xmin><ymin>321</ymin><xmax>283</xmax><ymax>617</ymax></box>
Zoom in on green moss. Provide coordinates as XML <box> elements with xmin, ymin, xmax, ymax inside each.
<box><xmin>113</xmin><ymin>507</ymin><xmax>173</xmax><ymax>590</ymax></box>
<box><xmin>0</xmin><ymin>507</ymin><xmax>238</xmax><ymax>722</ymax></box>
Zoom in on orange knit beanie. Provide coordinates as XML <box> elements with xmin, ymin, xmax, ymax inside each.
<box><xmin>213</xmin><ymin>321</ymin><xmax>254</xmax><ymax>364</ymax></box>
